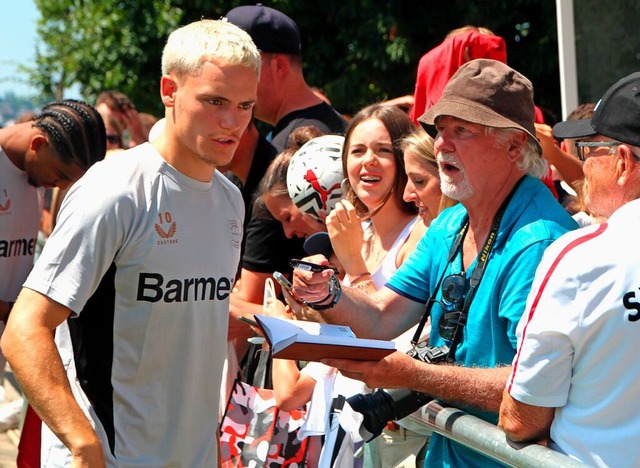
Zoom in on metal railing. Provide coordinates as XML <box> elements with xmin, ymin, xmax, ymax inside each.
<box><xmin>417</xmin><ymin>400</ymin><xmax>584</xmax><ymax>467</ymax></box>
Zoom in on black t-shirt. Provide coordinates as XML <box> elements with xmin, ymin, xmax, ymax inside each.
<box><xmin>269</xmin><ymin>102</ymin><xmax>348</xmax><ymax>152</ymax></box>
<box><xmin>224</xmin><ymin>135</ymin><xmax>278</xmax><ymax>256</ymax></box>
<box><xmin>241</xmin><ymin>103</ymin><xmax>347</xmax><ymax>273</ymax></box>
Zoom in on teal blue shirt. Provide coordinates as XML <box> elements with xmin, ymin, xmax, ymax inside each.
<box><xmin>386</xmin><ymin>175</ymin><xmax>578</xmax><ymax>467</ymax></box>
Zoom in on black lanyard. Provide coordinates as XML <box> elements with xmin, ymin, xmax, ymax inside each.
<box><xmin>410</xmin><ymin>176</ymin><xmax>525</xmax><ymax>360</ymax></box>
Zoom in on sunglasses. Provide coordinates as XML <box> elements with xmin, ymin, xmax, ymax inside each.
<box><xmin>574</xmin><ymin>141</ymin><xmax>619</xmax><ymax>161</ymax></box>
<box><xmin>575</xmin><ymin>140</ymin><xmax>640</xmax><ymax>162</ymax></box>
<box><xmin>435</xmin><ymin>273</ymin><xmax>466</xmax><ymax>341</ymax></box>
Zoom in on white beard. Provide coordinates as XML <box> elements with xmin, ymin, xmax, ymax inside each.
<box><xmin>438</xmin><ymin>153</ymin><xmax>474</xmax><ymax>201</ymax></box>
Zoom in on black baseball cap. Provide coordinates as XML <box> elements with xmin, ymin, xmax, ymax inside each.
<box><xmin>225</xmin><ymin>4</ymin><xmax>301</xmax><ymax>56</ymax></box>
<box><xmin>553</xmin><ymin>72</ymin><xmax>640</xmax><ymax>147</ymax></box>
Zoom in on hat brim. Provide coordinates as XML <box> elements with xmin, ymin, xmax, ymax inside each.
<box><xmin>552</xmin><ymin>119</ymin><xmax>596</xmax><ymax>140</ymax></box>
<box><xmin>303</xmin><ymin>232</ymin><xmax>333</xmax><ymax>258</ymax></box>
<box><xmin>418</xmin><ymin>98</ymin><xmax>542</xmax><ymax>155</ymax></box>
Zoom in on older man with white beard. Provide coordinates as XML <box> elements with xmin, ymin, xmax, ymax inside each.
<box><xmin>499</xmin><ymin>72</ymin><xmax>640</xmax><ymax>467</ymax></box>
<box><xmin>289</xmin><ymin>59</ymin><xmax>578</xmax><ymax>467</ymax></box>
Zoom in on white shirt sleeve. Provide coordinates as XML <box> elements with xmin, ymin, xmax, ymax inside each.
<box><xmin>507</xmin><ymin>241</ymin><xmax>580</xmax><ymax>408</ymax></box>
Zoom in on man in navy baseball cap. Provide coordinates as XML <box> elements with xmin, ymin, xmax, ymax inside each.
<box><xmin>224</xmin><ymin>4</ymin><xmax>345</xmax><ymax>139</ymax></box>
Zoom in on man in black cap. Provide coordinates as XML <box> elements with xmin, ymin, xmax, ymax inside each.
<box><xmin>224</xmin><ymin>4</ymin><xmax>347</xmax><ymax>359</ymax></box>
<box><xmin>291</xmin><ymin>59</ymin><xmax>577</xmax><ymax>467</ymax></box>
<box><xmin>225</xmin><ymin>4</ymin><xmax>346</xmax><ymax>151</ymax></box>
<box><xmin>500</xmin><ymin>72</ymin><xmax>640</xmax><ymax>467</ymax></box>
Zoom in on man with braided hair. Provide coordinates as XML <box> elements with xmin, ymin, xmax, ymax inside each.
<box><xmin>0</xmin><ymin>100</ymin><xmax>105</xmax><ymax>444</ymax></box>
<box><xmin>2</xmin><ymin>19</ymin><xmax>259</xmax><ymax>467</ymax></box>
<box><xmin>0</xmin><ymin>98</ymin><xmax>106</xmax><ymax>343</ymax></box>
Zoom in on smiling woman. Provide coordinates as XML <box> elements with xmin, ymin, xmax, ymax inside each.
<box><xmin>328</xmin><ymin>104</ymin><xmax>422</xmax><ymax>288</ymax></box>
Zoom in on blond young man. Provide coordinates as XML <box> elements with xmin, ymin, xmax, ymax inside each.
<box><xmin>1</xmin><ymin>20</ymin><xmax>259</xmax><ymax>467</ymax></box>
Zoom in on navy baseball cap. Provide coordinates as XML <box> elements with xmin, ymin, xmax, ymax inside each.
<box><xmin>553</xmin><ymin>72</ymin><xmax>640</xmax><ymax>147</ymax></box>
<box><xmin>225</xmin><ymin>4</ymin><xmax>301</xmax><ymax>56</ymax></box>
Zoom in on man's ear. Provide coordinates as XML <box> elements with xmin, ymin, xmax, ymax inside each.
<box><xmin>160</xmin><ymin>75</ymin><xmax>178</xmax><ymax>107</ymax></box>
<box><xmin>506</xmin><ymin>132</ymin><xmax>528</xmax><ymax>162</ymax></box>
<box><xmin>616</xmin><ymin>144</ymin><xmax>638</xmax><ymax>185</ymax></box>
<box><xmin>29</xmin><ymin>134</ymin><xmax>48</xmax><ymax>152</ymax></box>
<box><xmin>272</xmin><ymin>54</ymin><xmax>290</xmax><ymax>79</ymax></box>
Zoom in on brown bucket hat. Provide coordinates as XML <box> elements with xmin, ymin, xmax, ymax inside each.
<box><xmin>418</xmin><ymin>58</ymin><xmax>542</xmax><ymax>154</ymax></box>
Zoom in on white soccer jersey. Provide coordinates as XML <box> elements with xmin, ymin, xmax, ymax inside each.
<box><xmin>0</xmin><ymin>146</ymin><xmax>43</xmax><ymax>302</ymax></box>
<box><xmin>25</xmin><ymin>144</ymin><xmax>244</xmax><ymax>467</ymax></box>
<box><xmin>507</xmin><ymin>198</ymin><xmax>640</xmax><ymax>468</ymax></box>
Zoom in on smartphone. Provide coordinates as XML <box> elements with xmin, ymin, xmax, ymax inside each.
<box><xmin>237</xmin><ymin>315</ymin><xmax>259</xmax><ymax>327</ymax></box>
<box><xmin>273</xmin><ymin>271</ymin><xmax>295</xmax><ymax>295</ymax></box>
<box><xmin>289</xmin><ymin>258</ymin><xmax>338</xmax><ymax>274</ymax></box>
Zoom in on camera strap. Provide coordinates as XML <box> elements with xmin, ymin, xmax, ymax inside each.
<box><xmin>410</xmin><ymin>176</ymin><xmax>525</xmax><ymax>360</ymax></box>
<box><xmin>444</xmin><ymin>176</ymin><xmax>525</xmax><ymax>361</ymax></box>
<box><xmin>410</xmin><ymin>224</ymin><xmax>466</xmax><ymax>347</ymax></box>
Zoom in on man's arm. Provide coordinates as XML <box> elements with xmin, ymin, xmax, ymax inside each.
<box><xmin>535</xmin><ymin>123</ymin><xmax>584</xmax><ymax>187</ymax></box>
<box><xmin>1</xmin><ymin>288</ymin><xmax>106</xmax><ymax>466</ymax></box>
<box><xmin>499</xmin><ymin>389</ymin><xmax>555</xmax><ymax>444</ymax></box>
<box><xmin>295</xmin><ymin>261</ymin><xmax>512</xmax><ymax>413</ymax></box>
<box><xmin>291</xmin><ymin>255</ymin><xmax>424</xmax><ymax>340</ymax></box>
<box><xmin>325</xmin><ymin>352</ymin><xmax>513</xmax><ymax>413</ymax></box>
<box><xmin>228</xmin><ymin>268</ymin><xmax>290</xmax><ymax>359</ymax></box>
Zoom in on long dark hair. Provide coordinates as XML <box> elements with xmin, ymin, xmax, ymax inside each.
<box><xmin>341</xmin><ymin>103</ymin><xmax>417</xmax><ymax>218</ymax></box>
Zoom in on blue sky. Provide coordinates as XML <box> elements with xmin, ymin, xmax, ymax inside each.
<box><xmin>0</xmin><ymin>0</ymin><xmax>40</xmax><ymax>97</ymax></box>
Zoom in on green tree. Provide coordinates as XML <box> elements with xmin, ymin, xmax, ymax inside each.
<box><xmin>188</xmin><ymin>0</ymin><xmax>561</xmax><ymax>117</ymax></box>
<box><xmin>28</xmin><ymin>0</ymin><xmax>562</xmax><ymax>119</ymax></box>
<box><xmin>31</xmin><ymin>0</ymin><xmax>183</xmax><ymax>113</ymax></box>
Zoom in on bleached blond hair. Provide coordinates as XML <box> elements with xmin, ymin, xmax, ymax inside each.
<box><xmin>161</xmin><ymin>19</ymin><xmax>260</xmax><ymax>77</ymax></box>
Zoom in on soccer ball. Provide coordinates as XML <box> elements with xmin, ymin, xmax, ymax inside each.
<box><xmin>287</xmin><ymin>135</ymin><xmax>345</xmax><ymax>223</ymax></box>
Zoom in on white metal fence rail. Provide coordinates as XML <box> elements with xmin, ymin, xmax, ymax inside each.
<box><xmin>419</xmin><ymin>400</ymin><xmax>584</xmax><ymax>467</ymax></box>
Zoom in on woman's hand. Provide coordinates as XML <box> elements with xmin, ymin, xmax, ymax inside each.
<box><xmin>326</xmin><ymin>200</ymin><xmax>368</xmax><ymax>276</ymax></box>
